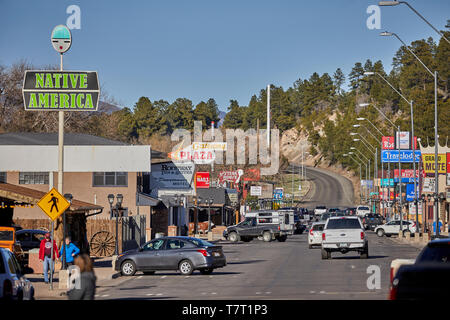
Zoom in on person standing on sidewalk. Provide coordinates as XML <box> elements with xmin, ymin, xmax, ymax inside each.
<box><xmin>67</xmin><ymin>254</ymin><xmax>96</xmax><ymax>300</ymax></box>
<box><xmin>59</xmin><ymin>236</ymin><xmax>80</xmax><ymax>267</ymax></box>
<box><xmin>39</xmin><ymin>232</ymin><xmax>59</xmax><ymax>284</ymax></box>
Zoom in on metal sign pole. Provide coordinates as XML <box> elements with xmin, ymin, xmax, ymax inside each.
<box><xmin>50</xmin><ymin>221</ymin><xmax>54</xmax><ymax>290</ymax></box>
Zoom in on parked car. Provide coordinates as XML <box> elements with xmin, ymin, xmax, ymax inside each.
<box><xmin>362</xmin><ymin>213</ymin><xmax>384</xmax><ymax>230</ymax></box>
<box><xmin>15</xmin><ymin>229</ymin><xmax>47</xmax><ymax>251</ymax></box>
<box><xmin>224</xmin><ymin>210</ymin><xmax>295</xmax><ymax>242</ymax></box>
<box><xmin>308</xmin><ymin>222</ymin><xmax>325</xmax><ymax>249</ymax></box>
<box><xmin>389</xmin><ymin>238</ymin><xmax>450</xmax><ymax>299</ymax></box>
<box><xmin>314</xmin><ymin>206</ymin><xmax>327</xmax><ymax>217</ymax></box>
<box><xmin>115</xmin><ymin>236</ymin><xmax>226</xmax><ymax>276</ymax></box>
<box><xmin>321</xmin><ymin>216</ymin><xmax>368</xmax><ymax>259</ymax></box>
<box><xmin>356</xmin><ymin>205</ymin><xmax>371</xmax><ymax>217</ymax></box>
<box><xmin>374</xmin><ymin>220</ymin><xmax>417</xmax><ymax>237</ymax></box>
<box><xmin>0</xmin><ymin>248</ymin><xmax>34</xmax><ymax>300</ymax></box>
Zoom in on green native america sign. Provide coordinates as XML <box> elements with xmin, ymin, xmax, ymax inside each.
<box><xmin>22</xmin><ymin>71</ymin><xmax>100</xmax><ymax>111</ymax></box>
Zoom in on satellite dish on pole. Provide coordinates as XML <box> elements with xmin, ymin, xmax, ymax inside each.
<box><xmin>51</xmin><ymin>25</ymin><xmax>72</xmax><ymax>53</ymax></box>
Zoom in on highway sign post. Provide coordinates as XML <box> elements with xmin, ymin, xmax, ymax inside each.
<box><xmin>37</xmin><ymin>188</ymin><xmax>71</xmax><ymax>290</ymax></box>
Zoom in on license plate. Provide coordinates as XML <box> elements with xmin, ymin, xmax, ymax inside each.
<box><xmin>339</xmin><ymin>243</ymin><xmax>349</xmax><ymax>248</ymax></box>
<box><xmin>213</xmin><ymin>252</ymin><xmax>221</xmax><ymax>257</ymax></box>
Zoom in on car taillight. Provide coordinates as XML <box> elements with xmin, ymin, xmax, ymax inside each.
<box><xmin>390</xmin><ymin>267</ymin><xmax>394</xmax><ymax>283</ymax></box>
<box><xmin>309</xmin><ymin>229</ymin><xmax>314</xmax><ymax>236</ymax></box>
<box><xmin>278</xmin><ymin>225</ymin><xmax>280</xmax><ymax>231</ymax></box>
<box><xmin>389</xmin><ymin>279</ymin><xmax>399</xmax><ymax>300</ymax></box>
<box><xmin>197</xmin><ymin>249</ymin><xmax>210</xmax><ymax>257</ymax></box>
<box><xmin>322</xmin><ymin>233</ymin><xmax>326</xmax><ymax>240</ymax></box>
<box><xmin>361</xmin><ymin>232</ymin><xmax>365</xmax><ymax>240</ymax></box>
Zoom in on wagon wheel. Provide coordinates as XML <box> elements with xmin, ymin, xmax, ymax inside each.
<box><xmin>89</xmin><ymin>231</ymin><xmax>116</xmax><ymax>257</ymax></box>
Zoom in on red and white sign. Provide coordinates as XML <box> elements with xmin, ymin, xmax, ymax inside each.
<box><xmin>195</xmin><ymin>172</ymin><xmax>210</xmax><ymax>188</ymax></box>
<box><xmin>218</xmin><ymin>170</ymin><xmax>243</xmax><ymax>184</ymax></box>
<box><xmin>383</xmin><ymin>136</ymin><xmax>417</xmax><ymax>150</ymax></box>
<box><xmin>382</xmin><ymin>136</ymin><xmax>395</xmax><ymax>150</ymax></box>
<box><xmin>393</xmin><ymin>169</ymin><xmax>421</xmax><ymax>178</ymax></box>
<box><xmin>168</xmin><ymin>144</ymin><xmax>215</xmax><ymax>164</ymax></box>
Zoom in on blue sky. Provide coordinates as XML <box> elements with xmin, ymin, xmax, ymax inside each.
<box><xmin>1</xmin><ymin>0</ymin><xmax>449</xmax><ymax>112</ymax></box>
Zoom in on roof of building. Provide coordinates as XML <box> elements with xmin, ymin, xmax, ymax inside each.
<box><xmin>0</xmin><ymin>132</ymin><xmax>167</xmax><ymax>159</ymax></box>
<box><xmin>0</xmin><ymin>182</ymin><xmax>103</xmax><ymax>214</ymax></box>
<box><xmin>0</xmin><ymin>132</ymin><xmax>127</xmax><ymax>146</ymax></box>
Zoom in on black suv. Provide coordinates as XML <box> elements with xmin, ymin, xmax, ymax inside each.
<box><xmin>223</xmin><ymin>211</ymin><xmax>294</xmax><ymax>243</ymax></box>
<box><xmin>362</xmin><ymin>213</ymin><xmax>383</xmax><ymax>230</ymax></box>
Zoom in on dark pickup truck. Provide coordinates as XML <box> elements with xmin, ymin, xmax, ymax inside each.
<box><xmin>390</xmin><ymin>238</ymin><xmax>450</xmax><ymax>299</ymax></box>
<box><xmin>362</xmin><ymin>213</ymin><xmax>383</xmax><ymax>230</ymax></box>
<box><xmin>223</xmin><ymin>211</ymin><xmax>295</xmax><ymax>243</ymax></box>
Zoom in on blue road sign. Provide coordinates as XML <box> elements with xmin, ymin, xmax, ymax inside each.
<box><xmin>381</xmin><ymin>150</ymin><xmax>421</xmax><ymax>163</ymax></box>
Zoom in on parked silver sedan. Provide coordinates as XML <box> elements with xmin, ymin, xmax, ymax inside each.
<box><xmin>115</xmin><ymin>236</ymin><xmax>226</xmax><ymax>276</ymax></box>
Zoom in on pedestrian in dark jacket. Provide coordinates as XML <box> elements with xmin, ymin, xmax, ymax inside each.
<box><xmin>59</xmin><ymin>236</ymin><xmax>80</xmax><ymax>266</ymax></box>
<box><xmin>67</xmin><ymin>254</ymin><xmax>96</xmax><ymax>300</ymax></box>
<box><xmin>38</xmin><ymin>233</ymin><xmax>59</xmax><ymax>284</ymax></box>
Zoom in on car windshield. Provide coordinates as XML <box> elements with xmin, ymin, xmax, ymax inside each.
<box><xmin>416</xmin><ymin>244</ymin><xmax>450</xmax><ymax>263</ymax></box>
<box><xmin>316</xmin><ymin>206</ymin><xmax>326</xmax><ymax>210</ymax></box>
<box><xmin>326</xmin><ymin>219</ymin><xmax>361</xmax><ymax>229</ymax></box>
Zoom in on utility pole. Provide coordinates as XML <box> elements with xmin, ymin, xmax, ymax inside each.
<box><xmin>267</xmin><ymin>84</ymin><xmax>270</xmax><ymax>147</ymax></box>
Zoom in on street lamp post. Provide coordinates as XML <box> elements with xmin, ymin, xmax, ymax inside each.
<box><xmin>364</xmin><ymin>69</ymin><xmax>420</xmax><ymax>233</ymax></box>
<box><xmin>207</xmin><ymin>198</ymin><xmax>213</xmax><ymax>232</ymax></box>
<box><xmin>349</xmin><ymin>150</ymin><xmax>369</xmax><ymax>203</ymax></box>
<box><xmin>378</xmin><ymin>1</ymin><xmax>450</xmax><ymax>44</ymax></box>
<box><xmin>378</xmin><ymin>31</ymin><xmax>440</xmax><ymax>237</ymax></box>
<box><xmin>62</xmin><ymin>193</ymin><xmax>72</xmax><ymax>270</ymax></box>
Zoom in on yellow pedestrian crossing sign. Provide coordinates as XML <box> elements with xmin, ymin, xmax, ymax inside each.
<box><xmin>37</xmin><ymin>188</ymin><xmax>70</xmax><ymax>221</ymax></box>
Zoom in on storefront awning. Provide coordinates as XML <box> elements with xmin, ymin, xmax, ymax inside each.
<box><xmin>0</xmin><ymin>183</ymin><xmax>103</xmax><ymax>214</ymax></box>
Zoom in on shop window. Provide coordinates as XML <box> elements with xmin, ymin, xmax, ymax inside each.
<box><xmin>19</xmin><ymin>172</ymin><xmax>49</xmax><ymax>185</ymax></box>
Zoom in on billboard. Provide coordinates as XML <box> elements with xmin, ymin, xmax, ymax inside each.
<box><xmin>250</xmin><ymin>186</ymin><xmax>262</xmax><ymax>196</ymax></box>
<box><xmin>195</xmin><ymin>172</ymin><xmax>210</xmax><ymax>188</ymax></box>
<box><xmin>406</xmin><ymin>184</ymin><xmax>419</xmax><ymax>202</ymax></box>
<box><xmin>381</xmin><ymin>150</ymin><xmax>421</xmax><ymax>163</ymax></box>
<box><xmin>218</xmin><ymin>170</ymin><xmax>244</xmax><ymax>184</ymax></box>
<box><xmin>395</xmin><ymin>131</ymin><xmax>410</xmax><ymax>150</ymax></box>
<box><xmin>382</xmin><ymin>136</ymin><xmax>395</xmax><ymax>150</ymax></box>
<box><xmin>393</xmin><ymin>169</ymin><xmax>420</xmax><ymax>178</ymax></box>
<box><xmin>149</xmin><ymin>162</ymin><xmax>195</xmax><ymax>197</ymax></box>
<box><xmin>422</xmin><ymin>154</ymin><xmax>447</xmax><ymax>174</ymax></box>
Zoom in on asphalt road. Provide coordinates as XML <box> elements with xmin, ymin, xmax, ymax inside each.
<box><xmin>95</xmin><ymin>232</ymin><xmax>422</xmax><ymax>300</ymax></box>
<box><xmin>301</xmin><ymin>166</ymin><xmax>355</xmax><ymax>209</ymax></box>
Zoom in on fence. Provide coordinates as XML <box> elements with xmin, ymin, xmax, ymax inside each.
<box><xmin>122</xmin><ymin>215</ymin><xmax>146</xmax><ymax>252</ymax></box>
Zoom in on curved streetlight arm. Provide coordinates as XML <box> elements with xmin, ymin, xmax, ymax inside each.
<box><xmin>373</xmin><ymin>71</ymin><xmax>411</xmax><ymax>105</ymax></box>
<box><xmin>390</xmin><ymin>33</ymin><xmax>435</xmax><ymax>77</ymax></box>
<box><xmin>362</xmin><ymin>125</ymin><xmax>382</xmax><ymax>143</ymax></box>
<box><xmin>368</xmin><ymin>103</ymin><xmax>397</xmax><ymax>130</ymax></box>
<box><xmin>397</xmin><ymin>1</ymin><xmax>450</xmax><ymax>45</ymax></box>
<box><xmin>352</xmin><ymin>147</ymin><xmax>370</xmax><ymax>162</ymax></box>
<box><xmin>356</xmin><ymin>133</ymin><xmax>377</xmax><ymax>152</ymax></box>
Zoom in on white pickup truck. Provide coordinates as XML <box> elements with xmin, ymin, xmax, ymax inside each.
<box><xmin>321</xmin><ymin>216</ymin><xmax>368</xmax><ymax>259</ymax></box>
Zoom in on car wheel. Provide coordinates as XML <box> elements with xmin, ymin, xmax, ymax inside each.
<box><xmin>121</xmin><ymin>260</ymin><xmax>136</xmax><ymax>276</ymax></box>
<box><xmin>321</xmin><ymin>248</ymin><xmax>329</xmax><ymax>260</ymax></box>
<box><xmin>376</xmin><ymin>229</ymin><xmax>385</xmax><ymax>237</ymax></box>
<box><xmin>277</xmin><ymin>235</ymin><xmax>287</xmax><ymax>242</ymax></box>
<box><xmin>179</xmin><ymin>260</ymin><xmax>194</xmax><ymax>275</ymax></box>
<box><xmin>360</xmin><ymin>246</ymin><xmax>369</xmax><ymax>259</ymax></box>
<box><xmin>263</xmin><ymin>231</ymin><xmax>272</xmax><ymax>242</ymax></box>
<box><xmin>228</xmin><ymin>232</ymin><xmax>240</xmax><ymax>242</ymax></box>
<box><xmin>200</xmin><ymin>268</ymin><xmax>214</xmax><ymax>275</ymax></box>
<box><xmin>143</xmin><ymin>271</ymin><xmax>155</xmax><ymax>275</ymax></box>
<box><xmin>402</xmin><ymin>230</ymin><xmax>410</xmax><ymax>237</ymax></box>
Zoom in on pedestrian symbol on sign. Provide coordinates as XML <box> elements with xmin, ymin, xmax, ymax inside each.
<box><xmin>48</xmin><ymin>193</ymin><xmax>59</xmax><ymax>213</ymax></box>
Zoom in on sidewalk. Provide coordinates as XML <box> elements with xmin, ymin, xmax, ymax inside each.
<box><xmin>27</xmin><ymin>257</ymin><xmax>121</xmax><ymax>300</ymax></box>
